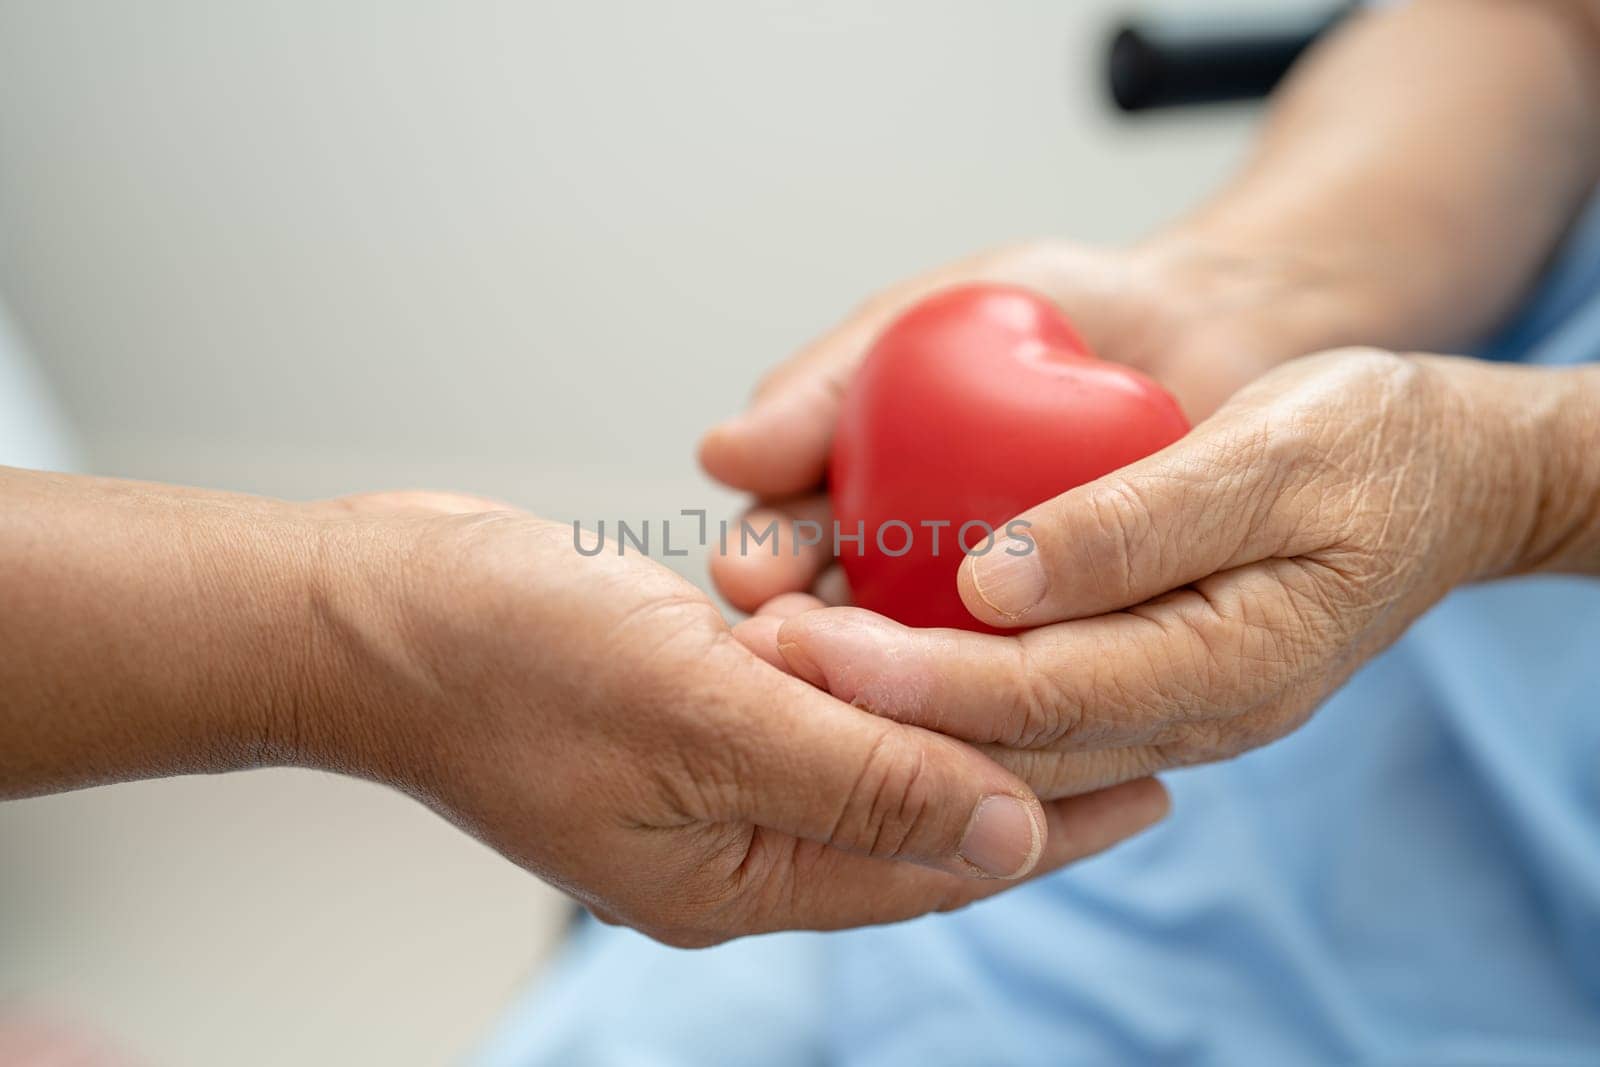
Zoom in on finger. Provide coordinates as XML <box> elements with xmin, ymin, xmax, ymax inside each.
<box><xmin>697</xmin><ymin>295</ymin><xmax>911</xmax><ymax>497</ymax></box>
<box><xmin>776</xmin><ymin>568</ymin><xmax>1315</xmax><ymax>752</ymax></box>
<box><xmin>698</xmin><ymin>242</ymin><xmax>1126</xmax><ymax>498</ymax></box>
<box><xmin>982</xmin><ymin>745</ymin><xmax>1172</xmax><ymax>801</ymax></box>
<box><xmin>732</xmin><ymin>592</ymin><xmax>829</xmax><ymax>672</ymax></box>
<box><xmin>955</xmin><ymin>413</ymin><xmax>1313</xmax><ymax>628</ymax></box>
<box><xmin>708</xmin><ymin>660</ymin><xmax>1051</xmax><ymax>881</ymax></box>
<box><xmin>731</xmin><ymin>616</ymin><xmax>789</xmax><ymax>672</ymax></box>
<box><xmin>731</xmin><ymin>593</ymin><xmax>827</xmax><ymax>672</ymax></box>
<box><xmin>776</xmin><ymin>607</ymin><xmax>1131</xmax><ymax>747</ymax></box>
<box><xmin>764</xmin><ymin>608</ymin><xmax>1176</xmax><ymax>795</ymax></box>
<box><xmin>745</xmin><ymin>777</ymin><xmax>1170</xmax><ymax>933</ymax></box>
<box><xmin>696</xmin><ymin>379</ymin><xmax>841</xmax><ymax>498</ymax></box>
<box><xmin>708</xmin><ymin>496</ymin><xmax>834</xmax><ymax>612</ymax></box>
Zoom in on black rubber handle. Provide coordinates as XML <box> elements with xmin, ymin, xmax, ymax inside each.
<box><xmin>1107</xmin><ymin>5</ymin><xmax>1354</xmax><ymax>112</ymax></box>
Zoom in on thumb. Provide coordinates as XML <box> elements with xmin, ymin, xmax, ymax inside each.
<box><xmin>716</xmin><ymin>665</ymin><xmax>1048</xmax><ymax>880</ymax></box>
<box><xmin>957</xmin><ymin>414</ymin><xmax>1301</xmax><ymax>627</ymax></box>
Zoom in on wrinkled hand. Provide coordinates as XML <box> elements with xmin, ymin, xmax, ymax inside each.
<box><xmin>294</xmin><ymin>492</ymin><xmax>1167</xmax><ymax>945</ymax></box>
<box><xmin>736</xmin><ymin>350</ymin><xmax>1550</xmax><ymax>798</ymax></box>
<box><xmin>699</xmin><ymin>238</ymin><xmax>1362</xmax><ymax>612</ymax></box>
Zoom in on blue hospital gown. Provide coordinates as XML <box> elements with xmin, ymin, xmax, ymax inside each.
<box><xmin>475</xmin><ymin>193</ymin><xmax>1600</xmax><ymax>1066</ymax></box>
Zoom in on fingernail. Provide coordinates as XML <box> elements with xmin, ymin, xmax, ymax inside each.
<box><xmin>959</xmin><ymin>795</ymin><xmax>1041</xmax><ymax>879</ymax></box>
<box><xmin>968</xmin><ymin>539</ymin><xmax>1048</xmax><ymax>619</ymax></box>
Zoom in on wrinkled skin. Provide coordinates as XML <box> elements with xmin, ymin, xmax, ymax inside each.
<box><xmin>698</xmin><ymin>239</ymin><xmax>1369</xmax><ymax>614</ymax></box>
<box><xmin>732</xmin><ymin>349</ymin><xmax>1551</xmax><ymax>797</ymax></box>
<box><xmin>701</xmin><ymin>242</ymin><xmax>1572</xmax><ymax>800</ymax></box>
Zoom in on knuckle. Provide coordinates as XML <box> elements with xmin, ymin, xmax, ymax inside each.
<box><xmin>1121</xmin><ymin>604</ymin><xmax>1229</xmax><ymax>721</ymax></box>
<box><xmin>1186</xmin><ymin>602</ymin><xmax>1273</xmax><ymax>705</ymax></box>
<box><xmin>1080</xmin><ymin>479</ymin><xmax>1159</xmax><ymax>600</ymax></box>
<box><xmin>1006</xmin><ymin>640</ymin><xmax>1082</xmax><ymax>748</ymax></box>
<box><xmin>836</xmin><ymin>732</ymin><xmax>936</xmax><ymax>859</ymax></box>
<box><xmin>1162</xmin><ymin>582</ymin><xmax>1318</xmax><ymax>716</ymax></box>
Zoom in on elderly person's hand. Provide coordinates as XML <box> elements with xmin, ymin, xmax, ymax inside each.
<box><xmin>733</xmin><ymin>349</ymin><xmax>1597</xmax><ymax>797</ymax></box>
<box><xmin>696</xmin><ymin>237</ymin><xmax>1368</xmax><ymax>613</ymax></box>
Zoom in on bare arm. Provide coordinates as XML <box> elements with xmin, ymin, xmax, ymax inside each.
<box><xmin>1172</xmin><ymin>0</ymin><xmax>1600</xmax><ymax>576</ymax></box>
<box><xmin>0</xmin><ymin>468</ymin><xmax>322</xmax><ymax>794</ymax></box>
<box><xmin>700</xmin><ymin>1</ymin><xmax>1600</xmax><ymax>518</ymax></box>
<box><xmin>0</xmin><ymin>466</ymin><xmax>1175</xmax><ymax>940</ymax></box>
<box><xmin>1170</xmin><ymin>0</ymin><xmax>1600</xmax><ymax>352</ymax></box>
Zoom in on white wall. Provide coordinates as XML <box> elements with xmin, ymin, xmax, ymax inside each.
<box><xmin>0</xmin><ymin>0</ymin><xmax>1264</xmax><ymax>511</ymax></box>
<box><xmin>0</xmin><ymin>2</ymin><xmax>1273</xmax><ymax>1063</ymax></box>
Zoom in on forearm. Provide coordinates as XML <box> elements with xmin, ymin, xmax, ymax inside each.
<box><xmin>0</xmin><ymin>468</ymin><xmax>323</xmax><ymax>797</ymax></box>
<box><xmin>1163</xmin><ymin>0</ymin><xmax>1600</xmax><ymax>352</ymax></box>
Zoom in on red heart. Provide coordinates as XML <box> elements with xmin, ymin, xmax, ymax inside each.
<box><xmin>829</xmin><ymin>283</ymin><xmax>1190</xmax><ymax>631</ymax></box>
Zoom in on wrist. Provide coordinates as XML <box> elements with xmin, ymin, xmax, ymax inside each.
<box><xmin>276</xmin><ymin>508</ymin><xmax>434</xmax><ymax>785</ymax></box>
<box><xmin>283</xmin><ymin>503</ymin><xmax>566</xmax><ymax>792</ymax></box>
<box><xmin>0</xmin><ymin>473</ymin><xmax>337</xmax><ymax>795</ymax></box>
<box><xmin>202</xmin><ymin>500</ymin><xmax>358</xmax><ymax>776</ymax></box>
<box><xmin>1415</xmin><ymin>357</ymin><xmax>1600</xmax><ymax>582</ymax></box>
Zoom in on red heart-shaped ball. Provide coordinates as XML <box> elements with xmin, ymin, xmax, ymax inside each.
<box><xmin>829</xmin><ymin>283</ymin><xmax>1190</xmax><ymax>631</ymax></box>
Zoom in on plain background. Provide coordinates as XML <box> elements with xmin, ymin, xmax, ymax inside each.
<box><xmin>0</xmin><ymin>1</ymin><xmax>1308</xmax><ymax>1062</ymax></box>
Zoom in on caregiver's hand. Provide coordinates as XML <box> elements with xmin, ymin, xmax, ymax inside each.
<box><xmin>750</xmin><ymin>350</ymin><xmax>1598</xmax><ymax>798</ymax></box>
<box><xmin>311</xmin><ymin>496</ymin><xmax>1172</xmax><ymax>944</ymax></box>
<box><xmin>0</xmin><ymin>472</ymin><xmax>1169</xmax><ymax>947</ymax></box>
<box><xmin>697</xmin><ymin>237</ymin><xmax>1365</xmax><ymax>612</ymax></box>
